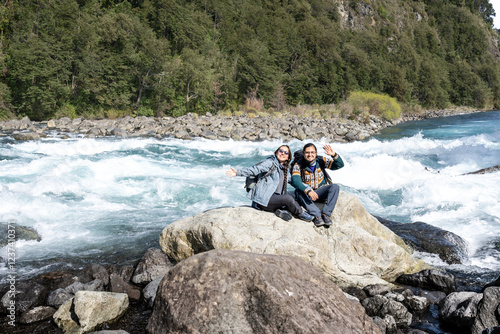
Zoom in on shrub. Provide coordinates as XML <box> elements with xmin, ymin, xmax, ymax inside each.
<box><xmin>133</xmin><ymin>106</ymin><xmax>154</xmax><ymax>117</ymax></box>
<box><xmin>55</xmin><ymin>103</ymin><xmax>78</xmax><ymax>119</ymax></box>
<box><xmin>346</xmin><ymin>91</ymin><xmax>401</xmax><ymax>120</ymax></box>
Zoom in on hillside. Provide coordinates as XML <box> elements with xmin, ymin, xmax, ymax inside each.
<box><xmin>0</xmin><ymin>0</ymin><xmax>499</xmax><ymax>120</ymax></box>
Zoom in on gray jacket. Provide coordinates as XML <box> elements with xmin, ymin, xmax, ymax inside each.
<box><xmin>236</xmin><ymin>155</ymin><xmax>291</xmax><ymax>207</ymax></box>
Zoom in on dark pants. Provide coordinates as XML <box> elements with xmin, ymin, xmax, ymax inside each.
<box><xmin>295</xmin><ymin>184</ymin><xmax>340</xmax><ymax>217</ymax></box>
<box><xmin>255</xmin><ymin>194</ymin><xmax>302</xmax><ymax>215</ymax></box>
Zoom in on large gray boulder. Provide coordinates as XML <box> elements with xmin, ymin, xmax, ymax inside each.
<box><xmin>147</xmin><ymin>249</ymin><xmax>381</xmax><ymax>334</ymax></box>
<box><xmin>375</xmin><ymin>218</ymin><xmax>468</xmax><ymax>264</ymax></box>
<box><xmin>53</xmin><ymin>291</ymin><xmax>129</xmax><ymax>334</ymax></box>
<box><xmin>159</xmin><ymin>192</ymin><xmax>428</xmax><ymax>289</ymax></box>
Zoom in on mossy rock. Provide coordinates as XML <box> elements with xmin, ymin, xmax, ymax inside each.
<box><xmin>0</xmin><ymin>222</ymin><xmax>42</xmax><ymax>247</ymax></box>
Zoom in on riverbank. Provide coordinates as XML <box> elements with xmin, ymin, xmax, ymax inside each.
<box><xmin>0</xmin><ymin>107</ymin><xmax>486</xmax><ymax>142</ymax></box>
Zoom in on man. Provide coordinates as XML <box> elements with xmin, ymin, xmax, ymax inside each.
<box><xmin>291</xmin><ymin>143</ymin><xmax>344</xmax><ymax>227</ymax></box>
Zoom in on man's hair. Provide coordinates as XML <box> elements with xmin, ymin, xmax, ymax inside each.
<box><xmin>303</xmin><ymin>143</ymin><xmax>317</xmax><ymax>152</ymax></box>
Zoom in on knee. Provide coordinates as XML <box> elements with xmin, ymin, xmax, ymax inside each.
<box><xmin>329</xmin><ymin>184</ymin><xmax>339</xmax><ymax>192</ymax></box>
<box><xmin>283</xmin><ymin>194</ymin><xmax>295</xmax><ymax>205</ymax></box>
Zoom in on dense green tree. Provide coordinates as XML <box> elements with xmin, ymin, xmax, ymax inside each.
<box><xmin>1</xmin><ymin>0</ymin><xmax>499</xmax><ymax>119</ymax></box>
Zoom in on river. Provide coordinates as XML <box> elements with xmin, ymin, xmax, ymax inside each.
<box><xmin>1</xmin><ymin>111</ymin><xmax>499</xmax><ymax>288</ymax></box>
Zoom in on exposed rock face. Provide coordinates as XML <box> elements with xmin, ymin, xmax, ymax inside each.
<box><xmin>131</xmin><ymin>247</ymin><xmax>174</xmax><ymax>286</ymax></box>
<box><xmin>147</xmin><ymin>249</ymin><xmax>381</xmax><ymax>334</ymax></box>
<box><xmin>396</xmin><ymin>269</ymin><xmax>457</xmax><ymax>294</ymax></box>
<box><xmin>472</xmin><ymin>287</ymin><xmax>500</xmax><ymax>334</ymax></box>
<box><xmin>19</xmin><ymin>306</ymin><xmax>56</xmax><ymax>324</ymax></box>
<box><xmin>0</xmin><ymin>222</ymin><xmax>42</xmax><ymax>247</ymax></box>
<box><xmin>53</xmin><ymin>291</ymin><xmax>129</xmax><ymax>334</ymax></box>
<box><xmin>362</xmin><ymin>295</ymin><xmax>413</xmax><ymax>328</ymax></box>
<box><xmin>159</xmin><ymin>192</ymin><xmax>427</xmax><ymax>289</ymax></box>
<box><xmin>375</xmin><ymin>217</ymin><xmax>468</xmax><ymax>264</ymax></box>
<box><xmin>1</xmin><ymin>281</ymin><xmax>47</xmax><ymax>314</ymax></box>
<box><xmin>464</xmin><ymin>164</ymin><xmax>500</xmax><ymax>175</ymax></box>
<box><xmin>439</xmin><ymin>291</ymin><xmax>483</xmax><ymax>330</ymax></box>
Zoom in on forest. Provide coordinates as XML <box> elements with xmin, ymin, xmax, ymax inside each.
<box><xmin>0</xmin><ymin>0</ymin><xmax>499</xmax><ymax>120</ymax></box>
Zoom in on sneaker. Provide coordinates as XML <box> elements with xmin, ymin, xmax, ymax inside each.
<box><xmin>313</xmin><ymin>216</ymin><xmax>325</xmax><ymax>227</ymax></box>
<box><xmin>322</xmin><ymin>213</ymin><xmax>333</xmax><ymax>226</ymax></box>
<box><xmin>275</xmin><ymin>209</ymin><xmax>292</xmax><ymax>221</ymax></box>
<box><xmin>297</xmin><ymin>211</ymin><xmax>314</xmax><ymax>222</ymax></box>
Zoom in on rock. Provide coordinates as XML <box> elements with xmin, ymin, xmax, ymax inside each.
<box><xmin>483</xmin><ymin>275</ymin><xmax>500</xmax><ymax>291</ymax></box>
<box><xmin>482</xmin><ymin>327</ymin><xmax>500</xmax><ymax>334</ymax></box>
<box><xmin>417</xmin><ymin>290</ymin><xmax>447</xmax><ymax>304</ymax></box>
<box><xmin>346</xmin><ymin>286</ymin><xmax>368</xmax><ymax>301</ymax></box>
<box><xmin>159</xmin><ymin>191</ymin><xmax>427</xmax><ymax>289</ymax></box>
<box><xmin>147</xmin><ymin>249</ymin><xmax>381</xmax><ymax>334</ymax></box>
<box><xmin>362</xmin><ymin>294</ymin><xmax>413</xmax><ymax>328</ymax></box>
<box><xmin>404</xmin><ymin>295</ymin><xmax>430</xmax><ymax>314</ymax></box>
<box><xmin>464</xmin><ymin>164</ymin><xmax>500</xmax><ymax>175</ymax></box>
<box><xmin>112</xmin><ymin>128</ymin><xmax>128</xmax><ymax>138</ymax></box>
<box><xmin>472</xmin><ymin>287</ymin><xmax>500</xmax><ymax>334</ymax></box>
<box><xmin>396</xmin><ymin>269</ymin><xmax>457</xmax><ymax>294</ymax></box>
<box><xmin>88</xmin><ymin>331</ymin><xmax>130</xmax><ymax>334</ymax></box>
<box><xmin>371</xmin><ymin>316</ymin><xmax>387</xmax><ymax>333</ymax></box>
<box><xmin>0</xmin><ymin>222</ymin><xmax>41</xmax><ymax>247</ymax></box>
<box><xmin>143</xmin><ymin>277</ymin><xmax>163</xmax><ymax>308</ymax></box>
<box><xmin>117</xmin><ymin>265</ymin><xmax>135</xmax><ymax>283</ymax></box>
<box><xmin>19</xmin><ymin>306</ymin><xmax>56</xmax><ymax>324</ymax></box>
<box><xmin>439</xmin><ymin>291</ymin><xmax>483</xmax><ymax>330</ymax></box>
<box><xmin>81</xmin><ymin>264</ymin><xmax>111</xmax><ymax>286</ymax></box>
<box><xmin>13</xmin><ymin>132</ymin><xmax>41</xmax><ymax>141</ymax></box>
<box><xmin>364</xmin><ymin>284</ymin><xmax>391</xmax><ymax>297</ymax></box>
<box><xmin>109</xmin><ymin>273</ymin><xmax>141</xmax><ymax>301</ymax></box>
<box><xmin>65</xmin><ymin>279</ymin><xmax>105</xmax><ymax>294</ymax></box>
<box><xmin>1</xmin><ymin>281</ymin><xmax>47</xmax><ymax>314</ymax></box>
<box><xmin>375</xmin><ymin>218</ymin><xmax>468</xmax><ymax>264</ymax></box>
<box><xmin>47</xmin><ymin>119</ymin><xmax>56</xmax><ymax>128</ymax></box>
<box><xmin>53</xmin><ymin>291</ymin><xmax>129</xmax><ymax>334</ymax></box>
<box><xmin>131</xmin><ymin>248</ymin><xmax>174</xmax><ymax>285</ymax></box>
<box><xmin>47</xmin><ymin>288</ymin><xmax>74</xmax><ymax>308</ymax></box>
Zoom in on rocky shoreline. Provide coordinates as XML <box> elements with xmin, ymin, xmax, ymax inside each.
<box><xmin>0</xmin><ymin>108</ymin><xmax>485</xmax><ymax>142</ymax></box>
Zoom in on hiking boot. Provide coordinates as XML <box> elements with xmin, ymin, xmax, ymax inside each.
<box><xmin>313</xmin><ymin>216</ymin><xmax>325</xmax><ymax>227</ymax></box>
<box><xmin>275</xmin><ymin>209</ymin><xmax>292</xmax><ymax>221</ymax></box>
<box><xmin>297</xmin><ymin>211</ymin><xmax>314</xmax><ymax>222</ymax></box>
<box><xmin>322</xmin><ymin>213</ymin><xmax>333</xmax><ymax>227</ymax></box>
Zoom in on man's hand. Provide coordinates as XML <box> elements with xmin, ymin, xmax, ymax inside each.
<box><xmin>323</xmin><ymin>144</ymin><xmax>336</xmax><ymax>157</ymax></box>
<box><xmin>308</xmin><ymin>190</ymin><xmax>319</xmax><ymax>201</ymax></box>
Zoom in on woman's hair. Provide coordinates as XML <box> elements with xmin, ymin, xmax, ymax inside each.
<box><xmin>303</xmin><ymin>143</ymin><xmax>317</xmax><ymax>152</ymax></box>
<box><xmin>274</xmin><ymin>145</ymin><xmax>292</xmax><ymax>167</ymax></box>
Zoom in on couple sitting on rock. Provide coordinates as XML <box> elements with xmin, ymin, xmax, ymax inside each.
<box><xmin>226</xmin><ymin>143</ymin><xmax>344</xmax><ymax>227</ymax></box>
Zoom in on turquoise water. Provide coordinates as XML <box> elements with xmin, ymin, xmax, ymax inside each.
<box><xmin>0</xmin><ymin>111</ymin><xmax>499</xmax><ymax>285</ymax></box>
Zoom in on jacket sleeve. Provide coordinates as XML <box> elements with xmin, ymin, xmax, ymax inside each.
<box><xmin>236</xmin><ymin>157</ymin><xmax>274</xmax><ymax>177</ymax></box>
<box><xmin>324</xmin><ymin>155</ymin><xmax>344</xmax><ymax>170</ymax></box>
<box><xmin>290</xmin><ymin>162</ymin><xmax>311</xmax><ymax>193</ymax></box>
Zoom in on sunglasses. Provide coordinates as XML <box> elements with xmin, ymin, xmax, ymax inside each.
<box><xmin>278</xmin><ymin>149</ymin><xmax>290</xmax><ymax>155</ymax></box>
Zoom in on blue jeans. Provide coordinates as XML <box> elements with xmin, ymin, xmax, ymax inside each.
<box><xmin>295</xmin><ymin>184</ymin><xmax>340</xmax><ymax>217</ymax></box>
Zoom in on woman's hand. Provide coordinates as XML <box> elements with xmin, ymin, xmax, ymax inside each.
<box><xmin>226</xmin><ymin>167</ymin><xmax>237</xmax><ymax>177</ymax></box>
<box><xmin>323</xmin><ymin>144</ymin><xmax>336</xmax><ymax>157</ymax></box>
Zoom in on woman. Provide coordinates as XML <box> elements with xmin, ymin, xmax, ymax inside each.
<box><xmin>226</xmin><ymin>145</ymin><xmax>314</xmax><ymax>222</ymax></box>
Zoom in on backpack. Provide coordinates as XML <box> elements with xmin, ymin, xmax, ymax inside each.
<box><xmin>291</xmin><ymin>150</ymin><xmax>332</xmax><ymax>184</ymax></box>
<box><xmin>244</xmin><ymin>162</ymin><xmax>276</xmax><ymax>192</ymax></box>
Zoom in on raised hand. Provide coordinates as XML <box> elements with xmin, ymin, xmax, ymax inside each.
<box><xmin>323</xmin><ymin>144</ymin><xmax>336</xmax><ymax>157</ymax></box>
